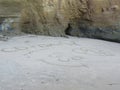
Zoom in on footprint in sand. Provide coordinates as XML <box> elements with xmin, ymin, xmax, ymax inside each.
<box><xmin>1</xmin><ymin>47</ymin><xmax>28</xmax><ymax>52</ymax></box>
<box><xmin>38</xmin><ymin>54</ymin><xmax>87</xmax><ymax>67</ymax></box>
<box><xmin>73</xmin><ymin>47</ymin><xmax>114</xmax><ymax>56</ymax></box>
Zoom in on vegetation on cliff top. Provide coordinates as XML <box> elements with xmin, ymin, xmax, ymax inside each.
<box><xmin>0</xmin><ymin>0</ymin><xmax>22</xmax><ymax>15</ymax></box>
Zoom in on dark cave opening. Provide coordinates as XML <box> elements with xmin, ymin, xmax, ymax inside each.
<box><xmin>65</xmin><ymin>23</ymin><xmax>72</xmax><ymax>35</ymax></box>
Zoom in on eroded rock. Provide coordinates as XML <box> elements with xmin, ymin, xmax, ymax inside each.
<box><xmin>21</xmin><ymin>0</ymin><xmax>120</xmax><ymax>42</ymax></box>
<box><xmin>21</xmin><ymin>0</ymin><xmax>86</xmax><ymax>36</ymax></box>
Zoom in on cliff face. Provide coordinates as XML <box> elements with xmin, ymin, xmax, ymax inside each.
<box><xmin>21</xmin><ymin>0</ymin><xmax>120</xmax><ymax>42</ymax></box>
<box><xmin>21</xmin><ymin>0</ymin><xmax>85</xmax><ymax>36</ymax></box>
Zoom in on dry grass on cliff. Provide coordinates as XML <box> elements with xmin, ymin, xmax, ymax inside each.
<box><xmin>0</xmin><ymin>0</ymin><xmax>22</xmax><ymax>15</ymax></box>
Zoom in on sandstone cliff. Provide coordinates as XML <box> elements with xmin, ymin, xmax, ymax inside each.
<box><xmin>21</xmin><ymin>0</ymin><xmax>120</xmax><ymax>42</ymax></box>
